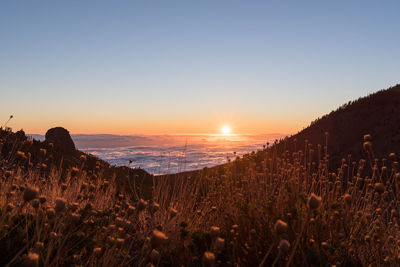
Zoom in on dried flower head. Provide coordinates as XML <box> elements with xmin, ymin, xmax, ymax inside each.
<box><xmin>61</xmin><ymin>183</ymin><xmax>67</xmax><ymax>191</ymax></box>
<box><xmin>363</xmin><ymin>134</ymin><xmax>372</xmax><ymax>142</ymax></box>
<box><xmin>23</xmin><ymin>186</ymin><xmax>39</xmax><ymax>202</ymax></box>
<box><xmin>169</xmin><ymin>207</ymin><xmax>178</xmax><ymax>218</ymax></box>
<box><xmin>150</xmin><ymin>230</ymin><xmax>168</xmax><ymax>248</ymax></box>
<box><xmin>127</xmin><ymin>205</ymin><xmax>136</xmax><ymax>215</ymax></box>
<box><xmin>6</xmin><ymin>203</ymin><xmax>15</xmax><ymax>212</ymax></box>
<box><xmin>374</xmin><ymin>183</ymin><xmax>385</xmax><ymax>194</ymax></box>
<box><xmin>16</xmin><ymin>151</ymin><xmax>27</xmax><ymax>161</ymax></box>
<box><xmin>55</xmin><ymin>198</ymin><xmax>67</xmax><ymax>213</ymax></box>
<box><xmin>308</xmin><ymin>193</ymin><xmax>322</xmax><ymax>210</ymax></box>
<box><xmin>39</xmin><ymin>195</ymin><xmax>46</xmax><ymax>204</ymax></box>
<box><xmin>363</xmin><ymin>141</ymin><xmax>372</xmax><ymax>151</ymax></box>
<box><xmin>137</xmin><ymin>199</ymin><xmax>148</xmax><ymax>212</ymax></box>
<box><xmin>46</xmin><ymin>208</ymin><xmax>55</xmax><ymax>219</ymax></box>
<box><xmin>215</xmin><ymin>237</ymin><xmax>225</xmax><ymax>250</ymax></box>
<box><xmin>151</xmin><ymin>202</ymin><xmax>160</xmax><ymax>213</ymax></box>
<box><xmin>34</xmin><ymin>241</ymin><xmax>44</xmax><ymax>252</ymax></box>
<box><xmin>31</xmin><ymin>199</ymin><xmax>40</xmax><ymax>209</ymax></box>
<box><xmin>70</xmin><ymin>202</ymin><xmax>79</xmax><ymax>212</ymax></box>
<box><xmin>71</xmin><ymin>167</ymin><xmax>79</xmax><ymax>177</ymax></box>
<box><xmin>202</xmin><ymin>251</ymin><xmax>216</xmax><ymax>267</ymax></box>
<box><xmin>274</xmin><ymin>219</ymin><xmax>288</xmax><ymax>235</ymax></box>
<box><xmin>210</xmin><ymin>226</ymin><xmax>220</xmax><ymax>237</ymax></box>
<box><xmin>343</xmin><ymin>194</ymin><xmax>352</xmax><ymax>206</ymax></box>
<box><xmin>40</xmin><ymin>148</ymin><xmax>47</xmax><ymax>157</ymax></box>
<box><xmin>278</xmin><ymin>239</ymin><xmax>291</xmax><ymax>253</ymax></box>
<box><xmin>70</xmin><ymin>213</ymin><xmax>81</xmax><ymax>224</ymax></box>
<box><xmin>93</xmin><ymin>247</ymin><xmax>102</xmax><ymax>257</ymax></box>
<box><xmin>23</xmin><ymin>252</ymin><xmax>39</xmax><ymax>267</ymax></box>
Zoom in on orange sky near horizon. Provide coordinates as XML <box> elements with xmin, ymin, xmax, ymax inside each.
<box><xmin>3</xmin><ymin>111</ymin><xmax>311</xmax><ymax>136</ymax></box>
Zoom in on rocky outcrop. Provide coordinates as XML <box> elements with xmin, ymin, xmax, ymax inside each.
<box><xmin>45</xmin><ymin>127</ymin><xmax>76</xmax><ymax>156</ymax></box>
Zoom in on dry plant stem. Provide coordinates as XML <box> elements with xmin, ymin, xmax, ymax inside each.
<box><xmin>5</xmin><ymin>244</ymin><xmax>29</xmax><ymax>267</ymax></box>
<box><xmin>271</xmin><ymin>250</ymin><xmax>281</xmax><ymax>267</ymax></box>
<box><xmin>258</xmin><ymin>240</ymin><xmax>277</xmax><ymax>267</ymax></box>
<box><xmin>286</xmin><ymin>211</ymin><xmax>310</xmax><ymax>267</ymax></box>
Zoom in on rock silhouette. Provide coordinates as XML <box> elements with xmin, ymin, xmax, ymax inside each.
<box><xmin>45</xmin><ymin>127</ymin><xmax>76</xmax><ymax>156</ymax></box>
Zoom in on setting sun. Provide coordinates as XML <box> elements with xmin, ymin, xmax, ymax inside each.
<box><xmin>221</xmin><ymin>125</ymin><xmax>231</xmax><ymax>135</ymax></box>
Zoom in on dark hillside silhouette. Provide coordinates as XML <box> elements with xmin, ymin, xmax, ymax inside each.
<box><xmin>273</xmin><ymin>84</ymin><xmax>400</xmax><ymax>169</ymax></box>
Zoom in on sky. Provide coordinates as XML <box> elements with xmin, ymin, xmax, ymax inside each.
<box><xmin>1</xmin><ymin>1</ymin><xmax>399</xmax><ymax>135</ymax></box>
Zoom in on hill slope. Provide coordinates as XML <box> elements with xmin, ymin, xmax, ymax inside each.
<box><xmin>275</xmin><ymin>84</ymin><xmax>400</xmax><ymax>168</ymax></box>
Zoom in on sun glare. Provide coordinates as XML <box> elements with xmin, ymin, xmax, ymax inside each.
<box><xmin>221</xmin><ymin>125</ymin><xmax>231</xmax><ymax>135</ymax></box>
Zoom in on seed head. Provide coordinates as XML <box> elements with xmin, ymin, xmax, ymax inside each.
<box><xmin>202</xmin><ymin>251</ymin><xmax>216</xmax><ymax>267</ymax></box>
<box><xmin>89</xmin><ymin>183</ymin><xmax>96</xmax><ymax>192</ymax></box>
<box><xmin>34</xmin><ymin>241</ymin><xmax>44</xmax><ymax>252</ymax></box>
<box><xmin>343</xmin><ymin>194</ymin><xmax>352</xmax><ymax>206</ymax></box>
<box><xmin>278</xmin><ymin>239</ymin><xmax>291</xmax><ymax>253</ymax></box>
<box><xmin>116</xmin><ymin>238</ymin><xmax>125</xmax><ymax>247</ymax></box>
<box><xmin>308</xmin><ymin>193</ymin><xmax>322</xmax><ymax>210</ymax></box>
<box><xmin>363</xmin><ymin>134</ymin><xmax>372</xmax><ymax>142</ymax></box>
<box><xmin>46</xmin><ymin>208</ymin><xmax>55</xmax><ymax>219</ymax></box>
<box><xmin>55</xmin><ymin>198</ymin><xmax>67</xmax><ymax>213</ymax></box>
<box><xmin>25</xmin><ymin>139</ymin><xmax>33</xmax><ymax>146</ymax></box>
<box><xmin>215</xmin><ymin>237</ymin><xmax>225</xmax><ymax>250</ymax></box>
<box><xmin>70</xmin><ymin>213</ymin><xmax>81</xmax><ymax>224</ymax></box>
<box><xmin>50</xmin><ymin>232</ymin><xmax>58</xmax><ymax>240</ymax></box>
<box><xmin>151</xmin><ymin>202</ymin><xmax>160</xmax><ymax>213</ymax></box>
<box><xmin>374</xmin><ymin>183</ymin><xmax>385</xmax><ymax>194</ymax></box>
<box><xmin>23</xmin><ymin>252</ymin><xmax>39</xmax><ymax>267</ymax></box>
<box><xmin>80</xmin><ymin>182</ymin><xmax>88</xmax><ymax>191</ymax></box>
<box><xmin>363</xmin><ymin>141</ymin><xmax>372</xmax><ymax>151</ymax></box>
<box><xmin>150</xmin><ymin>249</ymin><xmax>161</xmax><ymax>263</ymax></box>
<box><xmin>93</xmin><ymin>247</ymin><xmax>102</xmax><ymax>257</ymax></box>
<box><xmin>274</xmin><ymin>219</ymin><xmax>288</xmax><ymax>235</ymax></box>
<box><xmin>6</xmin><ymin>203</ymin><xmax>15</xmax><ymax>212</ymax></box>
<box><xmin>23</xmin><ymin>186</ymin><xmax>39</xmax><ymax>202</ymax></box>
<box><xmin>137</xmin><ymin>199</ymin><xmax>148</xmax><ymax>212</ymax></box>
<box><xmin>80</xmin><ymin>154</ymin><xmax>87</xmax><ymax>162</ymax></box>
<box><xmin>210</xmin><ymin>226</ymin><xmax>220</xmax><ymax>237</ymax></box>
<box><xmin>61</xmin><ymin>183</ymin><xmax>67</xmax><ymax>191</ymax></box>
<box><xmin>70</xmin><ymin>202</ymin><xmax>79</xmax><ymax>212</ymax></box>
<box><xmin>31</xmin><ymin>199</ymin><xmax>40</xmax><ymax>209</ymax></box>
<box><xmin>71</xmin><ymin>167</ymin><xmax>79</xmax><ymax>177</ymax></box>
<box><xmin>115</xmin><ymin>217</ymin><xmax>124</xmax><ymax>227</ymax></box>
<box><xmin>5</xmin><ymin>170</ymin><xmax>12</xmax><ymax>178</ymax></box>
<box><xmin>169</xmin><ymin>207</ymin><xmax>178</xmax><ymax>218</ymax></box>
<box><xmin>127</xmin><ymin>205</ymin><xmax>136</xmax><ymax>215</ymax></box>
<box><xmin>39</xmin><ymin>195</ymin><xmax>46</xmax><ymax>204</ymax></box>
<box><xmin>150</xmin><ymin>230</ymin><xmax>168</xmax><ymax>248</ymax></box>
<box><xmin>40</xmin><ymin>148</ymin><xmax>47</xmax><ymax>157</ymax></box>
<box><xmin>16</xmin><ymin>151</ymin><xmax>27</xmax><ymax>161</ymax></box>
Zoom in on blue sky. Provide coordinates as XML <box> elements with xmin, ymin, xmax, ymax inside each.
<box><xmin>1</xmin><ymin>1</ymin><xmax>399</xmax><ymax>134</ymax></box>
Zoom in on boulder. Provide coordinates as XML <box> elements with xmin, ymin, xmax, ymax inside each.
<box><xmin>45</xmin><ymin>127</ymin><xmax>76</xmax><ymax>156</ymax></box>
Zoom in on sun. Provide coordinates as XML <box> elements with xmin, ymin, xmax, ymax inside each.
<box><xmin>221</xmin><ymin>125</ymin><xmax>232</xmax><ymax>135</ymax></box>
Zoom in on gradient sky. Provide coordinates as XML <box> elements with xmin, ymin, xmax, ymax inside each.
<box><xmin>1</xmin><ymin>1</ymin><xmax>399</xmax><ymax>135</ymax></box>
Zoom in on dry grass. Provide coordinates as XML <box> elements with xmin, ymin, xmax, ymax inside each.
<box><xmin>0</xmin><ymin>133</ymin><xmax>399</xmax><ymax>266</ymax></box>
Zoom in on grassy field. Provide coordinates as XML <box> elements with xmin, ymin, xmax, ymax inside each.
<box><xmin>0</xmin><ymin>130</ymin><xmax>399</xmax><ymax>266</ymax></box>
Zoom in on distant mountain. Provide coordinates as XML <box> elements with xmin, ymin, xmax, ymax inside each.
<box><xmin>279</xmin><ymin>84</ymin><xmax>400</xmax><ymax>169</ymax></box>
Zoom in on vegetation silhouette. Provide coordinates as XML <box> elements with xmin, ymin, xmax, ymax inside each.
<box><xmin>0</xmin><ymin>84</ymin><xmax>400</xmax><ymax>266</ymax></box>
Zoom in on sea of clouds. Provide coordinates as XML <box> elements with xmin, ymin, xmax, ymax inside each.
<box><xmin>29</xmin><ymin>133</ymin><xmax>285</xmax><ymax>174</ymax></box>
